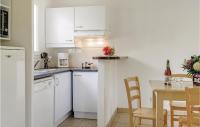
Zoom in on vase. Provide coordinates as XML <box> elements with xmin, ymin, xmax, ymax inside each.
<box><xmin>193</xmin><ymin>74</ymin><xmax>200</xmax><ymax>86</ymax></box>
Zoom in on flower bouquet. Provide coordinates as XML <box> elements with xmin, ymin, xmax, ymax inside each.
<box><xmin>183</xmin><ymin>55</ymin><xmax>200</xmax><ymax>86</ymax></box>
<box><xmin>102</xmin><ymin>46</ymin><xmax>115</xmax><ymax>56</ymax></box>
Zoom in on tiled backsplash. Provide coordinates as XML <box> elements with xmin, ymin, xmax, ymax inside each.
<box><xmin>34</xmin><ymin>48</ymin><xmax>102</xmax><ymax>69</ymax></box>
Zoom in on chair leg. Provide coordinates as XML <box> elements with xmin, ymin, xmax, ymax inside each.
<box><xmin>153</xmin><ymin>120</ymin><xmax>155</xmax><ymax>126</ymax></box>
<box><xmin>129</xmin><ymin>115</ymin><xmax>134</xmax><ymax>127</ymax></box>
<box><xmin>138</xmin><ymin>118</ymin><xmax>141</xmax><ymax>125</ymax></box>
<box><xmin>164</xmin><ymin>111</ymin><xmax>168</xmax><ymax>126</ymax></box>
<box><xmin>132</xmin><ymin>117</ymin><xmax>137</xmax><ymax>127</ymax></box>
<box><xmin>179</xmin><ymin>122</ymin><xmax>182</xmax><ymax>127</ymax></box>
<box><xmin>170</xmin><ymin>106</ymin><xmax>174</xmax><ymax>127</ymax></box>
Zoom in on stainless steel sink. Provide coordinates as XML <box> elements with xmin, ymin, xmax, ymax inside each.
<box><xmin>34</xmin><ymin>68</ymin><xmax>57</xmax><ymax>74</ymax></box>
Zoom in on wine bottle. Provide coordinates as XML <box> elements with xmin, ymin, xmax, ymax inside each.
<box><xmin>164</xmin><ymin>59</ymin><xmax>172</xmax><ymax>85</ymax></box>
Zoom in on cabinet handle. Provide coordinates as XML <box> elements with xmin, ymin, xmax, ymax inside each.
<box><xmin>76</xmin><ymin>26</ymin><xmax>83</xmax><ymax>28</ymax></box>
<box><xmin>34</xmin><ymin>84</ymin><xmax>49</xmax><ymax>93</ymax></box>
<box><xmin>65</xmin><ymin>40</ymin><xmax>73</xmax><ymax>44</ymax></box>
<box><xmin>74</xmin><ymin>75</ymin><xmax>82</xmax><ymax>77</ymax></box>
<box><xmin>65</xmin><ymin>40</ymin><xmax>73</xmax><ymax>42</ymax></box>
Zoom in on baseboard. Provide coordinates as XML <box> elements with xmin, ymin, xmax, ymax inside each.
<box><xmin>74</xmin><ymin>112</ymin><xmax>97</xmax><ymax>119</ymax></box>
<box><xmin>117</xmin><ymin>108</ymin><xmax>129</xmax><ymax>113</ymax></box>
<box><xmin>55</xmin><ymin>111</ymin><xmax>72</xmax><ymax>127</ymax></box>
<box><xmin>106</xmin><ymin>109</ymin><xmax>118</xmax><ymax>127</ymax></box>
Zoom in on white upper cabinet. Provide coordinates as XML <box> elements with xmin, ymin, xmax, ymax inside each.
<box><xmin>75</xmin><ymin>6</ymin><xmax>105</xmax><ymax>31</ymax></box>
<box><xmin>46</xmin><ymin>8</ymin><xmax>75</xmax><ymax>48</ymax></box>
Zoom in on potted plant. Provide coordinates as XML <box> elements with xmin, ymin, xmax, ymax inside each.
<box><xmin>183</xmin><ymin>55</ymin><xmax>200</xmax><ymax>86</ymax></box>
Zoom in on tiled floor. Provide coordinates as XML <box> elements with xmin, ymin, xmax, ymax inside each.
<box><xmin>59</xmin><ymin>113</ymin><xmax>153</xmax><ymax>127</ymax></box>
<box><xmin>111</xmin><ymin>113</ymin><xmax>152</xmax><ymax>127</ymax></box>
<box><xmin>58</xmin><ymin>116</ymin><xmax>97</xmax><ymax>127</ymax></box>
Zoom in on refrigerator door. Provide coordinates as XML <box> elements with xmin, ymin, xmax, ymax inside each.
<box><xmin>0</xmin><ymin>48</ymin><xmax>25</xmax><ymax>127</ymax></box>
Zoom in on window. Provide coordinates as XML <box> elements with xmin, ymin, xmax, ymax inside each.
<box><xmin>33</xmin><ymin>0</ymin><xmax>39</xmax><ymax>52</ymax></box>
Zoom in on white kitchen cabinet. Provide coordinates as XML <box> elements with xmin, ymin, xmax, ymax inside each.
<box><xmin>73</xmin><ymin>72</ymin><xmax>98</xmax><ymax>119</ymax></box>
<box><xmin>54</xmin><ymin>72</ymin><xmax>72</xmax><ymax>125</ymax></box>
<box><xmin>32</xmin><ymin>77</ymin><xmax>54</xmax><ymax>127</ymax></box>
<box><xmin>46</xmin><ymin>8</ymin><xmax>75</xmax><ymax>48</ymax></box>
<box><xmin>75</xmin><ymin>6</ymin><xmax>105</xmax><ymax>31</ymax></box>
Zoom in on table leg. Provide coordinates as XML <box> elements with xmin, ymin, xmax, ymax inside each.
<box><xmin>156</xmin><ymin>92</ymin><xmax>164</xmax><ymax>127</ymax></box>
<box><xmin>153</xmin><ymin>91</ymin><xmax>156</xmax><ymax>126</ymax></box>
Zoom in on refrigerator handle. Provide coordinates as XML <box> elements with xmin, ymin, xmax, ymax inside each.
<box><xmin>5</xmin><ymin>55</ymin><xmax>12</xmax><ymax>58</ymax></box>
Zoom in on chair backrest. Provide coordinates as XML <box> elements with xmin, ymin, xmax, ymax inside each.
<box><xmin>185</xmin><ymin>87</ymin><xmax>200</xmax><ymax>127</ymax></box>
<box><xmin>124</xmin><ymin>76</ymin><xmax>141</xmax><ymax>113</ymax></box>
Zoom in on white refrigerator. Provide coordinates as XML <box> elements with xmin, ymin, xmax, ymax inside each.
<box><xmin>0</xmin><ymin>46</ymin><xmax>25</xmax><ymax>127</ymax></box>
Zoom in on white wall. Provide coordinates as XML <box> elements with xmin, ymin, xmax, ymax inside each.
<box><xmin>107</xmin><ymin>0</ymin><xmax>199</xmax><ymax>107</ymax></box>
<box><xmin>1</xmin><ymin>0</ymin><xmax>33</xmax><ymax>126</ymax></box>
<box><xmin>199</xmin><ymin>0</ymin><xmax>200</xmax><ymax>53</ymax></box>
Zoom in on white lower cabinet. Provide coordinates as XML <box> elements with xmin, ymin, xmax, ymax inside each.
<box><xmin>73</xmin><ymin>72</ymin><xmax>98</xmax><ymax>119</ymax></box>
<box><xmin>32</xmin><ymin>72</ymin><xmax>72</xmax><ymax>127</ymax></box>
<box><xmin>54</xmin><ymin>72</ymin><xmax>72</xmax><ymax>126</ymax></box>
<box><xmin>32</xmin><ymin>77</ymin><xmax>54</xmax><ymax>127</ymax></box>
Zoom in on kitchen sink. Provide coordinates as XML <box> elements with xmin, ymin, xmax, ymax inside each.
<box><xmin>34</xmin><ymin>68</ymin><xmax>57</xmax><ymax>74</ymax></box>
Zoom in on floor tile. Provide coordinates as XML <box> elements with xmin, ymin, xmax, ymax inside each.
<box><xmin>58</xmin><ymin>113</ymin><xmax>154</xmax><ymax>127</ymax></box>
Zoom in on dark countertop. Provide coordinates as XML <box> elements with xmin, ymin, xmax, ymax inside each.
<box><xmin>93</xmin><ymin>56</ymin><xmax>128</xmax><ymax>60</ymax></box>
<box><xmin>34</xmin><ymin>67</ymin><xmax>98</xmax><ymax>80</ymax></box>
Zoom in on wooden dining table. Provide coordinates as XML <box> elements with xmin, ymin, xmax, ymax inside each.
<box><xmin>149</xmin><ymin>80</ymin><xmax>193</xmax><ymax>127</ymax></box>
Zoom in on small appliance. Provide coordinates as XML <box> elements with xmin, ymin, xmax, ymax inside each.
<box><xmin>57</xmin><ymin>53</ymin><xmax>69</xmax><ymax>67</ymax></box>
<box><xmin>0</xmin><ymin>5</ymin><xmax>9</xmax><ymax>39</ymax></box>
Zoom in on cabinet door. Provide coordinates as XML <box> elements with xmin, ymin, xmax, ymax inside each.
<box><xmin>73</xmin><ymin>72</ymin><xmax>98</xmax><ymax>113</ymax></box>
<box><xmin>46</xmin><ymin>8</ymin><xmax>74</xmax><ymax>47</ymax></box>
<box><xmin>75</xmin><ymin>6</ymin><xmax>105</xmax><ymax>31</ymax></box>
<box><xmin>54</xmin><ymin>72</ymin><xmax>72</xmax><ymax>122</ymax></box>
<box><xmin>32</xmin><ymin>78</ymin><xmax>54</xmax><ymax>127</ymax></box>
<box><xmin>1</xmin><ymin>49</ymin><xmax>25</xmax><ymax>127</ymax></box>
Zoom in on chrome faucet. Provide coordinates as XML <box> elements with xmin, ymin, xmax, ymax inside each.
<box><xmin>34</xmin><ymin>60</ymin><xmax>40</xmax><ymax>69</ymax></box>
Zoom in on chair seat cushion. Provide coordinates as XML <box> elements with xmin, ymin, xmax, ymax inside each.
<box><xmin>179</xmin><ymin>117</ymin><xmax>200</xmax><ymax>127</ymax></box>
<box><xmin>181</xmin><ymin>124</ymin><xmax>200</xmax><ymax>127</ymax></box>
<box><xmin>133</xmin><ymin>107</ymin><xmax>167</xmax><ymax>120</ymax></box>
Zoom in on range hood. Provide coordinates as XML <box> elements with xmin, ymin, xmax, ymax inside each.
<box><xmin>74</xmin><ymin>30</ymin><xmax>105</xmax><ymax>37</ymax></box>
<box><xmin>74</xmin><ymin>35</ymin><xmax>108</xmax><ymax>48</ymax></box>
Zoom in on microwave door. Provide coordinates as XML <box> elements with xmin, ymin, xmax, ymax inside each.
<box><xmin>0</xmin><ymin>9</ymin><xmax>9</xmax><ymax>38</ymax></box>
<box><xmin>0</xmin><ymin>9</ymin><xmax>3</xmax><ymax>37</ymax></box>
<box><xmin>3</xmin><ymin>10</ymin><xmax>9</xmax><ymax>36</ymax></box>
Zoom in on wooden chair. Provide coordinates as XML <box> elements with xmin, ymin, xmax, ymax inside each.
<box><xmin>170</xmin><ymin>74</ymin><xmax>193</xmax><ymax>127</ymax></box>
<box><xmin>124</xmin><ymin>76</ymin><xmax>168</xmax><ymax>127</ymax></box>
<box><xmin>179</xmin><ymin>87</ymin><xmax>200</xmax><ymax>127</ymax></box>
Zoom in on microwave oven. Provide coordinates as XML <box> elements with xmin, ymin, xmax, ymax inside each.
<box><xmin>0</xmin><ymin>5</ymin><xmax>9</xmax><ymax>39</ymax></box>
